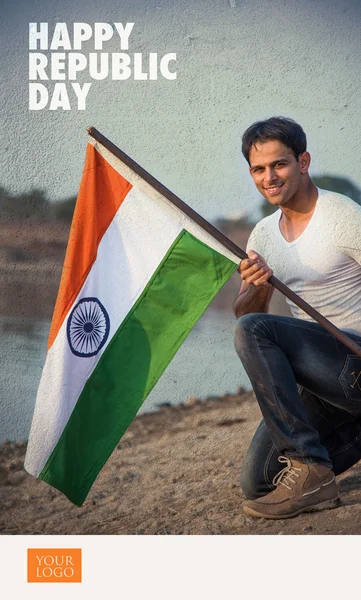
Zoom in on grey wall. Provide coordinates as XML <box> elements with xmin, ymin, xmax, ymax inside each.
<box><xmin>2</xmin><ymin>0</ymin><xmax>361</xmax><ymax>221</ymax></box>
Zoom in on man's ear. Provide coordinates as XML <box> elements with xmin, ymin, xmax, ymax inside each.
<box><xmin>299</xmin><ymin>151</ymin><xmax>311</xmax><ymax>174</ymax></box>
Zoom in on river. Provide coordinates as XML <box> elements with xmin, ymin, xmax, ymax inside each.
<box><xmin>0</xmin><ymin>310</ymin><xmax>250</xmax><ymax>443</ymax></box>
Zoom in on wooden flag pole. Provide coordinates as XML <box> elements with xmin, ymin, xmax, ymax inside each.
<box><xmin>87</xmin><ymin>126</ymin><xmax>361</xmax><ymax>359</ymax></box>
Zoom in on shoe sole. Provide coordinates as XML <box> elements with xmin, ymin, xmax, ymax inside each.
<box><xmin>243</xmin><ymin>496</ymin><xmax>341</xmax><ymax>520</ymax></box>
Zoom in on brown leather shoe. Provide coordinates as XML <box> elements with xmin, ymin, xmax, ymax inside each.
<box><xmin>243</xmin><ymin>456</ymin><xmax>340</xmax><ymax>519</ymax></box>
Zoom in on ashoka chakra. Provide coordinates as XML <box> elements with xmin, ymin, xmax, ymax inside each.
<box><xmin>67</xmin><ymin>297</ymin><xmax>110</xmax><ymax>357</ymax></box>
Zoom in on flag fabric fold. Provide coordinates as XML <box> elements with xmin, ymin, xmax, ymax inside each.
<box><xmin>24</xmin><ymin>139</ymin><xmax>239</xmax><ymax>505</ymax></box>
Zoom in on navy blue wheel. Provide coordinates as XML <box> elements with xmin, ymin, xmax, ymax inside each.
<box><xmin>67</xmin><ymin>297</ymin><xmax>110</xmax><ymax>357</ymax></box>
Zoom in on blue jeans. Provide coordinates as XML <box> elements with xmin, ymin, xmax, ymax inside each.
<box><xmin>234</xmin><ymin>313</ymin><xmax>361</xmax><ymax>499</ymax></box>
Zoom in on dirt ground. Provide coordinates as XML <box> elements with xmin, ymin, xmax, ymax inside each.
<box><xmin>1</xmin><ymin>390</ymin><xmax>361</xmax><ymax>535</ymax></box>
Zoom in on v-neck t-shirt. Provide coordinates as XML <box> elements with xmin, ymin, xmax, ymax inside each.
<box><xmin>246</xmin><ymin>188</ymin><xmax>361</xmax><ymax>336</ymax></box>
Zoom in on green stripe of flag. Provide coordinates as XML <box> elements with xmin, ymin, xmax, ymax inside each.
<box><xmin>40</xmin><ymin>230</ymin><xmax>237</xmax><ymax>505</ymax></box>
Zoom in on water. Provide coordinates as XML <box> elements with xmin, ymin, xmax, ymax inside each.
<box><xmin>0</xmin><ymin>310</ymin><xmax>250</xmax><ymax>443</ymax></box>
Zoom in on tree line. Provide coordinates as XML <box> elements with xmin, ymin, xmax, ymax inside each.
<box><xmin>0</xmin><ymin>175</ymin><xmax>360</xmax><ymax>225</ymax></box>
<box><xmin>0</xmin><ymin>187</ymin><xmax>76</xmax><ymax>223</ymax></box>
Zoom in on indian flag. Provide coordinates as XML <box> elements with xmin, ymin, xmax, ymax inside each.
<box><xmin>24</xmin><ymin>138</ymin><xmax>239</xmax><ymax>506</ymax></box>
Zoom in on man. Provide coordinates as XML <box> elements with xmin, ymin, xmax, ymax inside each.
<box><xmin>234</xmin><ymin>116</ymin><xmax>361</xmax><ymax>519</ymax></box>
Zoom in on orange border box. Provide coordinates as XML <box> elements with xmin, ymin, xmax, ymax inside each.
<box><xmin>27</xmin><ymin>548</ymin><xmax>82</xmax><ymax>583</ymax></box>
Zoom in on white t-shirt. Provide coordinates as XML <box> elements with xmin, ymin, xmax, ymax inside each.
<box><xmin>246</xmin><ymin>188</ymin><xmax>361</xmax><ymax>337</ymax></box>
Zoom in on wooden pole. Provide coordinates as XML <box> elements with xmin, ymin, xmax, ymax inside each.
<box><xmin>87</xmin><ymin>126</ymin><xmax>361</xmax><ymax>358</ymax></box>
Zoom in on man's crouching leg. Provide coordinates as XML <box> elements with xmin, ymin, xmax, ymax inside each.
<box><xmin>234</xmin><ymin>313</ymin><xmax>339</xmax><ymax>519</ymax></box>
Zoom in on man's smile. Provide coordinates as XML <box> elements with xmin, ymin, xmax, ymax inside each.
<box><xmin>263</xmin><ymin>182</ymin><xmax>285</xmax><ymax>195</ymax></box>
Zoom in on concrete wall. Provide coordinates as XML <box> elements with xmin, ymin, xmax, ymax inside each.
<box><xmin>2</xmin><ymin>0</ymin><xmax>361</xmax><ymax>221</ymax></box>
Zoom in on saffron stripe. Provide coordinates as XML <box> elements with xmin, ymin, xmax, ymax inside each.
<box><xmin>48</xmin><ymin>145</ymin><xmax>132</xmax><ymax>348</ymax></box>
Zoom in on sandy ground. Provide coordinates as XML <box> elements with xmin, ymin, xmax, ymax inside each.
<box><xmin>2</xmin><ymin>390</ymin><xmax>361</xmax><ymax>535</ymax></box>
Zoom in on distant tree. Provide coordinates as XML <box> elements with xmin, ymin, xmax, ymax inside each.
<box><xmin>260</xmin><ymin>199</ymin><xmax>278</xmax><ymax>219</ymax></box>
<box><xmin>0</xmin><ymin>187</ymin><xmax>79</xmax><ymax>223</ymax></box>
<box><xmin>53</xmin><ymin>195</ymin><xmax>77</xmax><ymax>222</ymax></box>
<box><xmin>1</xmin><ymin>189</ymin><xmax>51</xmax><ymax>221</ymax></box>
<box><xmin>0</xmin><ymin>186</ymin><xmax>9</xmax><ymax>210</ymax></box>
<box><xmin>215</xmin><ymin>216</ymin><xmax>249</xmax><ymax>234</ymax></box>
<box><xmin>312</xmin><ymin>175</ymin><xmax>361</xmax><ymax>205</ymax></box>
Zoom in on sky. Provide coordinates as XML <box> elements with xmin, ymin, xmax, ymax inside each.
<box><xmin>1</xmin><ymin>0</ymin><xmax>361</xmax><ymax>221</ymax></box>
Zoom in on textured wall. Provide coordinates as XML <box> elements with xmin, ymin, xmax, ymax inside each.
<box><xmin>2</xmin><ymin>0</ymin><xmax>361</xmax><ymax>221</ymax></box>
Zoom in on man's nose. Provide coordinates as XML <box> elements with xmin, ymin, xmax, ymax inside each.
<box><xmin>263</xmin><ymin>167</ymin><xmax>277</xmax><ymax>185</ymax></box>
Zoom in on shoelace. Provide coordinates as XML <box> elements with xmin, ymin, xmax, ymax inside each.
<box><xmin>272</xmin><ymin>456</ymin><xmax>302</xmax><ymax>490</ymax></box>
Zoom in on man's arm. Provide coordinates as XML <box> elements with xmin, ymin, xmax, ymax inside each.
<box><xmin>233</xmin><ymin>250</ymin><xmax>274</xmax><ymax>319</ymax></box>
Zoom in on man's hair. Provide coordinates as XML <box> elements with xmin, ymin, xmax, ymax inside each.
<box><xmin>242</xmin><ymin>116</ymin><xmax>307</xmax><ymax>164</ymax></box>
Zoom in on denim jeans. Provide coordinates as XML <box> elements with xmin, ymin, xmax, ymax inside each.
<box><xmin>234</xmin><ymin>313</ymin><xmax>361</xmax><ymax>499</ymax></box>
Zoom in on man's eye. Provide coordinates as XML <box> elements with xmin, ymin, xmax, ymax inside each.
<box><xmin>276</xmin><ymin>162</ymin><xmax>286</xmax><ymax>167</ymax></box>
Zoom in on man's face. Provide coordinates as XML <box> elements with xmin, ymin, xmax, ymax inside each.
<box><xmin>248</xmin><ymin>139</ymin><xmax>309</xmax><ymax>207</ymax></box>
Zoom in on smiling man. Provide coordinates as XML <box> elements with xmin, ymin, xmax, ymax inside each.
<box><xmin>234</xmin><ymin>116</ymin><xmax>361</xmax><ymax>519</ymax></box>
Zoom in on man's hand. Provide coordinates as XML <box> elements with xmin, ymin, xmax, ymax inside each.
<box><xmin>239</xmin><ymin>250</ymin><xmax>273</xmax><ymax>287</ymax></box>
<box><xmin>234</xmin><ymin>250</ymin><xmax>274</xmax><ymax>318</ymax></box>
